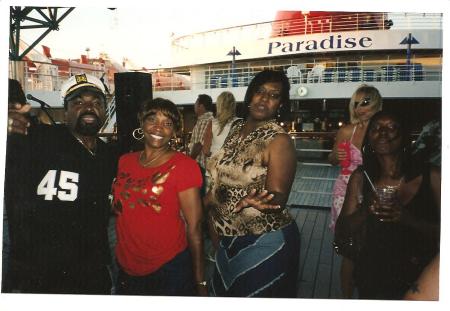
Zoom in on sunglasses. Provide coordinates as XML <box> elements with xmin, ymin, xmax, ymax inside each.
<box><xmin>354</xmin><ymin>97</ymin><xmax>371</xmax><ymax>108</ymax></box>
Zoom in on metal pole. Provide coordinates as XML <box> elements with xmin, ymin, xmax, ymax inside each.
<box><xmin>406</xmin><ymin>33</ymin><xmax>412</xmax><ymax>80</ymax></box>
<box><xmin>406</xmin><ymin>33</ymin><xmax>412</xmax><ymax>66</ymax></box>
<box><xmin>231</xmin><ymin>46</ymin><xmax>235</xmax><ymax>87</ymax></box>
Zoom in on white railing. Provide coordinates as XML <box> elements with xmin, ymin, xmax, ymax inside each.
<box><xmin>149</xmin><ymin>59</ymin><xmax>441</xmax><ymax>91</ymax></box>
<box><xmin>99</xmin><ymin>96</ymin><xmax>116</xmax><ymax>134</ymax></box>
<box><xmin>173</xmin><ymin>12</ymin><xmax>442</xmax><ymax>50</ymax></box>
<box><xmin>14</xmin><ymin>56</ymin><xmax>442</xmax><ymax>95</ymax></box>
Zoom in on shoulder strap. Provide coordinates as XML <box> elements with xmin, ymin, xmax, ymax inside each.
<box><xmin>350</xmin><ymin>125</ymin><xmax>357</xmax><ymax>142</ymax></box>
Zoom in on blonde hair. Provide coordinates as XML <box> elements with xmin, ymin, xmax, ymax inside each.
<box><xmin>349</xmin><ymin>84</ymin><xmax>383</xmax><ymax>124</ymax></box>
<box><xmin>216</xmin><ymin>91</ymin><xmax>236</xmax><ymax>135</ymax></box>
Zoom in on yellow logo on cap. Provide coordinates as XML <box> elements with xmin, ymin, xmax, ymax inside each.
<box><xmin>75</xmin><ymin>74</ymin><xmax>88</xmax><ymax>84</ymax></box>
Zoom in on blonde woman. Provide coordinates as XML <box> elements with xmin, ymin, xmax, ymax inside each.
<box><xmin>202</xmin><ymin>91</ymin><xmax>241</xmax><ymax>159</ymax></box>
<box><xmin>202</xmin><ymin>91</ymin><xmax>241</xmax><ymax>251</ymax></box>
<box><xmin>328</xmin><ymin>84</ymin><xmax>383</xmax><ymax>298</ymax></box>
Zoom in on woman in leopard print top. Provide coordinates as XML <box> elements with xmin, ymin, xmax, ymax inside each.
<box><xmin>204</xmin><ymin>70</ymin><xmax>300</xmax><ymax>297</ymax></box>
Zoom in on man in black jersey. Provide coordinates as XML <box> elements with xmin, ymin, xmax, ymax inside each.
<box><xmin>4</xmin><ymin>74</ymin><xmax>117</xmax><ymax>294</ymax></box>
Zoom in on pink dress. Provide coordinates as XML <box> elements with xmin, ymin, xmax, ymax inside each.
<box><xmin>329</xmin><ymin>126</ymin><xmax>363</xmax><ymax>232</ymax></box>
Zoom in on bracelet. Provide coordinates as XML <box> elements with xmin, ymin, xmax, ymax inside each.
<box><xmin>196</xmin><ymin>281</ymin><xmax>207</xmax><ymax>287</ymax></box>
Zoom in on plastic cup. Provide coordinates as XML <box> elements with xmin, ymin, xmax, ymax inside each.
<box><xmin>374</xmin><ymin>186</ymin><xmax>398</xmax><ymax>207</ymax></box>
<box><xmin>338</xmin><ymin>141</ymin><xmax>351</xmax><ymax>175</ymax></box>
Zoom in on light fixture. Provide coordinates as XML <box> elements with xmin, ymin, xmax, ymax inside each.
<box><xmin>297</xmin><ymin>86</ymin><xmax>308</xmax><ymax>97</ymax></box>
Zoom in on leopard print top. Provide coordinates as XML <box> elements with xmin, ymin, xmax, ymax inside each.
<box><xmin>206</xmin><ymin>120</ymin><xmax>293</xmax><ymax>236</ymax></box>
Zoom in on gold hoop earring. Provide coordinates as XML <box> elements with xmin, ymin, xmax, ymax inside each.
<box><xmin>132</xmin><ymin>128</ymin><xmax>144</xmax><ymax>140</ymax></box>
<box><xmin>362</xmin><ymin>144</ymin><xmax>374</xmax><ymax>154</ymax></box>
<box><xmin>169</xmin><ymin>135</ymin><xmax>177</xmax><ymax>147</ymax></box>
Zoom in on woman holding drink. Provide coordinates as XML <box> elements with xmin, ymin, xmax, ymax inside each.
<box><xmin>334</xmin><ymin>110</ymin><xmax>440</xmax><ymax>299</ymax></box>
<box><xmin>328</xmin><ymin>85</ymin><xmax>382</xmax><ymax>297</ymax></box>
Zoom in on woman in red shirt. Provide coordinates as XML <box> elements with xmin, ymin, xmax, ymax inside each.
<box><xmin>112</xmin><ymin>98</ymin><xmax>206</xmax><ymax>296</ymax></box>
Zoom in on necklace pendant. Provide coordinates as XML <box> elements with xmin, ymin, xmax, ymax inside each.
<box><xmin>74</xmin><ymin>136</ymin><xmax>96</xmax><ymax>156</ymax></box>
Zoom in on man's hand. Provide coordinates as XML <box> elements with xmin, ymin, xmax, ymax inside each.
<box><xmin>7</xmin><ymin>103</ymin><xmax>31</xmax><ymax>135</ymax></box>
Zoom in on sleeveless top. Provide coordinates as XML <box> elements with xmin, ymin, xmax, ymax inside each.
<box><xmin>206</xmin><ymin>120</ymin><xmax>293</xmax><ymax>236</ymax></box>
<box><xmin>330</xmin><ymin>125</ymin><xmax>363</xmax><ymax>231</ymax></box>
<box><xmin>354</xmin><ymin>166</ymin><xmax>439</xmax><ymax>299</ymax></box>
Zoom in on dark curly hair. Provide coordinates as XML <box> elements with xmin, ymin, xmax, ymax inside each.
<box><xmin>138</xmin><ymin>97</ymin><xmax>183</xmax><ymax>132</ymax></box>
<box><xmin>196</xmin><ymin>94</ymin><xmax>213</xmax><ymax>112</ymax></box>
<box><xmin>243</xmin><ymin>70</ymin><xmax>291</xmax><ymax>121</ymax></box>
<box><xmin>9</xmin><ymin>78</ymin><xmax>26</xmax><ymax>105</ymax></box>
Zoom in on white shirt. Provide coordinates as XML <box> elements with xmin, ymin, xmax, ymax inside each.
<box><xmin>210</xmin><ymin>117</ymin><xmax>241</xmax><ymax>156</ymax></box>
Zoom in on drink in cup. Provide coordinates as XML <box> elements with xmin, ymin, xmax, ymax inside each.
<box><xmin>373</xmin><ymin>185</ymin><xmax>400</xmax><ymax>221</ymax></box>
<box><xmin>338</xmin><ymin>141</ymin><xmax>351</xmax><ymax>175</ymax></box>
<box><xmin>375</xmin><ymin>186</ymin><xmax>398</xmax><ymax>207</ymax></box>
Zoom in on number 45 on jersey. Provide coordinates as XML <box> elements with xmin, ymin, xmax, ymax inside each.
<box><xmin>37</xmin><ymin>170</ymin><xmax>79</xmax><ymax>201</ymax></box>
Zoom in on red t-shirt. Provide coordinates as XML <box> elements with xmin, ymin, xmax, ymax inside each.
<box><xmin>113</xmin><ymin>151</ymin><xmax>202</xmax><ymax>276</ymax></box>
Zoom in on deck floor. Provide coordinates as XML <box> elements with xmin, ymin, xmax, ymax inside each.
<box><xmin>288</xmin><ymin>163</ymin><xmax>340</xmax><ymax>208</ymax></box>
<box><xmin>290</xmin><ymin>207</ymin><xmax>342</xmax><ymax>299</ymax></box>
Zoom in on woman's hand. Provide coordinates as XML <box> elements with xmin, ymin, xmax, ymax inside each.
<box><xmin>234</xmin><ymin>189</ymin><xmax>281</xmax><ymax>213</ymax></box>
<box><xmin>335</xmin><ymin>146</ymin><xmax>349</xmax><ymax>162</ymax></box>
<box><xmin>369</xmin><ymin>198</ymin><xmax>402</xmax><ymax>222</ymax></box>
<box><xmin>328</xmin><ymin>147</ymin><xmax>347</xmax><ymax>165</ymax></box>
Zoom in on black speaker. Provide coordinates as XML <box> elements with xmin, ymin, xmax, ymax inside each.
<box><xmin>114</xmin><ymin>72</ymin><xmax>152</xmax><ymax>154</ymax></box>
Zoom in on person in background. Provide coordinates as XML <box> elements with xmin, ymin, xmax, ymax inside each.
<box><xmin>411</xmin><ymin>119</ymin><xmax>441</xmax><ymax>167</ymax></box>
<box><xmin>4</xmin><ymin>74</ymin><xmax>117</xmax><ymax>294</ymax></box>
<box><xmin>189</xmin><ymin>94</ymin><xmax>214</xmax><ymax>171</ymax></box>
<box><xmin>328</xmin><ymin>84</ymin><xmax>382</xmax><ymax>298</ymax></box>
<box><xmin>112</xmin><ymin>98</ymin><xmax>207</xmax><ymax>296</ymax></box>
<box><xmin>201</xmin><ymin>91</ymin><xmax>241</xmax><ymax>253</ymax></box>
<box><xmin>204</xmin><ymin>70</ymin><xmax>300</xmax><ymax>297</ymax></box>
<box><xmin>202</xmin><ymin>91</ymin><xmax>241</xmax><ymax>184</ymax></box>
<box><xmin>334</xmin><ymin>110</ymin><xmax>440</xmax><ymax>299</ymax></box>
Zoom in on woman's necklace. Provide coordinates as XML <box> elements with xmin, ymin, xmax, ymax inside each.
<box><xmin>140</xmin><ymin>147</ymin><xmax>169</xmax><ymax>167</ymax></box>
<box><xmin>380</xmin><ymin>176</ymin><xmax>404</xmax><ymax>189</ymax></box>
<box><xmin>74</xmin><ymin>136</ymin><xmax>96</xmax><ymax>156</ymax></box>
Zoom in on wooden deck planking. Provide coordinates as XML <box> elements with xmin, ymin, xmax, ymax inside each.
<box><xmin>289</xmin><ymin>207</ymin><xmax>341</xmax><ymax>299</ymax></box>
<box><xmin>301</xmin><ymin>211</ymin><xmax>327</xmax><ymax>298</ymax></box>
<box><xmin>296</xmin><ymin>211</ymin><xmax>317</xmax><ymax>279</ymax></box>
<box><xmin>303</xmin><ymin>231</ymin><xmax>322</xmax><ymax>296</ymax></box>
<box><xmin>314</xmin><ymin>213</ymin><xmax>335</xmax><ymax>298</ymax></box>
<box><xmin>330</xmin><ymin>251</ymin><xmax>343</xmax><ymax>298</ymax></box>
<box><xmin>288</xmin><ymin>163</ymin><xmax>339</xmax><ymax>208</ymax></box>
